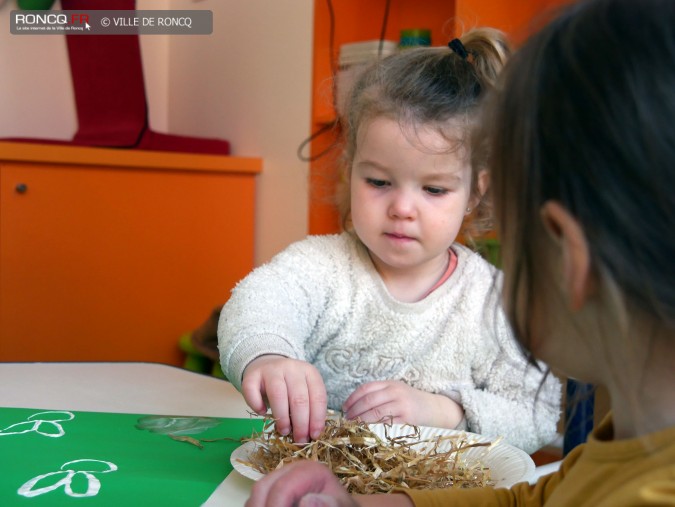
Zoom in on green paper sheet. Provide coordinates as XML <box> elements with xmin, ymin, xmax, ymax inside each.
<box><xmin>0</xmin><ymin>407</ymin><xmax>264</xmax><ymax>506</ymax></box>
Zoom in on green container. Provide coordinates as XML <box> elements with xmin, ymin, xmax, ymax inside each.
<box><xmin>17</xmin><ymin>0</ymin><xmax>57</xmax><ymax>9</ymax></box>
<box><xmin>400</xmin><ymin>28</ymin><xmax>432</xmax><ymax>48</ymax></box>
<box><xmin>474</xmin><ymin>238</ymin><xmax>502</xmax><ymax>268</ymax></box>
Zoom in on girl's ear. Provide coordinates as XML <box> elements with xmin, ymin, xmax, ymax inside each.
<box><xmin>540</xmin><ymin>201</ymin><xmax>595</xmax><ymax>311</ymax></box>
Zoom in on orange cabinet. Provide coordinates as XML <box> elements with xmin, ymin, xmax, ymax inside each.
<box><xmin>0</xmin><ymin>142</ymin><xmax>261</xmax><ymax>365</ymax></box>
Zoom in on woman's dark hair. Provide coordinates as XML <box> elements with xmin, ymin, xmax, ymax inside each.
<box><xmin>484</xmin><ymin>0</ymin><xmax>675</xmax><ymax>346</ymax></box>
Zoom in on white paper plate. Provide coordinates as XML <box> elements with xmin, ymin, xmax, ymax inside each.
<box><xmin>230</xmin><ymin>423</ymin><xmax>534</xmax><ymax>489</ymax></box>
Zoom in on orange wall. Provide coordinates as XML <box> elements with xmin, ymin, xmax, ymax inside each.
<box><xmin>456</xmin><ymin>0</ymin><xmax>572</xmax><ymax>43</ymax></box>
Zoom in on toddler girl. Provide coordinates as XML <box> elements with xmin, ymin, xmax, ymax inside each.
<box><xmin>218</xmin><ymin>28</ymin><xmax>561</xmax><ymax>452</ymax></box>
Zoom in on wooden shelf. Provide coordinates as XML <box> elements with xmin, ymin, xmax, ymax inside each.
<box><xmin>0</xmin><ymin>141</ymin><xmax>262</xmax><ymax>175</ymax></box>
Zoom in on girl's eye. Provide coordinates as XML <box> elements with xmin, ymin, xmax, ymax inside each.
<box><xmin>425</xmin><ymin>186</ymin><xmax>448</xmax><ymax>196</ymax></box>
<box><xmin>366</xmin><ymin>178</ymin><xmax>389</xmax><ymax>188</ymax></box>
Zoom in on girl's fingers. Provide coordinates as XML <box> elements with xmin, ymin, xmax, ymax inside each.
<box><xmin>288</xmin><ymin>387</ymin><xmax>311</xmax><ymax>443</ymax></box>
<box><xmin>346</xmin><ymin>395</ymin><xmax>396</xmax><ymax>422</ymax></box>
<box><xmin>342</xmin><ymin>381</ymin><xmax>383</xmax><ymax>411</ymax></box>
<box><xmin>283</xmin><ymin>365</ymin><xmax>328</xmax><ymax>443</ymax></box>
<box><xmin>343</xmin><ymin>382</ymin><xmax>390</xmax><ymax>419</ymax></box>
<box><xmin>242</xmin><ymin>358</ymin><xmax>328</xmax><ymax>443</ymax></box>
<box><xmin>242</xmin><ymin>372</ymin><xmax>268</xmax><ymax>415</ymax></box>
<box><xmin>306</xmin><ymin>369</ymin><xmax>329</xmax><ymax>440</ymax></box>
<box><xmin>264</xmin><ymin>377</ymin><xmax>292</xmax><ymax>436</ymax></box>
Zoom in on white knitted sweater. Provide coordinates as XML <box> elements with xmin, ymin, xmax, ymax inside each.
<box><xmin>218</xmin><ymin>233</ymin><xmax>561</xmax><ymax>453</ymax></box>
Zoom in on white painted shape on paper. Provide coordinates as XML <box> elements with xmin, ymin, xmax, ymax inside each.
<box><xmin>0</xmin><ymin>411</ymin><xmax>74</xmax><ymax>437</ymax></box>
<box><xmin>18</xmin><ymin>459</ymin><xmax>118</xmax><ymax>498</ymax></box>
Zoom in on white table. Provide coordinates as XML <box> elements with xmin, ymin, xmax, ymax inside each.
<box><xmin>1</xmin><ymin>362</ymin><xmax>560</xmax><ymax>504</ymax></box>
<box><xmin>0</xmin><ymin>362</ymin><xmax>255</xmax><ymax>506</ymax></box>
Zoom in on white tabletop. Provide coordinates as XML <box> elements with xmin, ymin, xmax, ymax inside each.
<box><xmin>0</xmin><ymin>362</ymin><xmax>559</xmax><ymax>504</ymax></box>
<box><xmin>0</xmin><ymin>362</ymin><xmax>255</xmax><ymax>506</ymax></box>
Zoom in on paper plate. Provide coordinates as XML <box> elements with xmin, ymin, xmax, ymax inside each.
<box><xmin>230</xmin><ymin>423</ymin><xmax>534</xmax><ymax>489</ymax></box>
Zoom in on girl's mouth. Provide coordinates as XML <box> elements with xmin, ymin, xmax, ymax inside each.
<box><xmin>385</xmin><ymin>232</ymin><xmax>414</xmax><ymax>242</ymax></box>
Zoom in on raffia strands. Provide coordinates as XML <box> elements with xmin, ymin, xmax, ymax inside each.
<box><xmin>238</xmin><ymin>417</ymin><xmax>494</xmax><ymax>495</ymax></box>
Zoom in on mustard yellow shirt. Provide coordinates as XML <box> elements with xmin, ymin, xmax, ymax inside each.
<box><xmin>404</xmin><ymin>414</ymin><xmax>675</xmax><ymax>506</ymax></box>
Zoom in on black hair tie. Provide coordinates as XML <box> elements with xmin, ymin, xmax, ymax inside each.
<box><xmin>448</xmin><ymin>38</ymin><xmax>469</xmax><ymax>60</ymax></box>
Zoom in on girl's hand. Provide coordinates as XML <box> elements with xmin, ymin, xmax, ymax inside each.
<box><xmin>342</xmin><ymin>380</ymin><xmax>465</xmax><ymax>429</ymax></box>
<box><xmin>246</xmin><ymin>461</ymin><xmax>413</xmax><ymax>507</ymax></box>
<box><xmin>242</xmin><ymin>355</ymin><xmax>328</xmax><ymax>443</ymax></box>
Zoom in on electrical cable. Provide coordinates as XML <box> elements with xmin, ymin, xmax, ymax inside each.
<box><xmin>378</xmin><ymin>0</ymin><xmax>391</xmax><ymax>57</ymax></box>
<box><xmin>297</xmin><ymin>0</ymin><xmax>391</xmax><ymax>163</ymax></box>
<box><xmin>297</xmin><ymin>0</ymin><xmax>338</xmax><ymax>163</ymax></box>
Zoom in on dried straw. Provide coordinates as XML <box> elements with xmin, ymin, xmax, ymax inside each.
<box><xmin>238</xmin><ymin>417</ymin><xmax>494</xmax><ymax>494</ymax></box>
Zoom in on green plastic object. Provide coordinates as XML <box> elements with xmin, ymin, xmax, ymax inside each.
<box><xmin>400</xmin><ymin>28</ymin><xmax>432</xmax><ymax>48</ymax></box>
<box><xmin>17</xmin><ymin>0</ymin><xmax>57</xmax><ymax>9</ymax></box>
<box><xmin>179</xmin><ymin>332</ymin><xmax>211</xmax><ymax>373</ymax></box>
<box><xmin>211</xmin><ymin>363</ymin><xmax>227</xmax><ymax>379</ymax></box>
<box><xmin>179</xmin><ymin>332</ymin><xmax>228</xmax><ymax>379</ymax></box>
<box><xmin>474</xmin><ymin>238</ymin><xmax>502</xmax><ymax>268</ymax></box>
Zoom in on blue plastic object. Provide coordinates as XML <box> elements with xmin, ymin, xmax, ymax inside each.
<box><xmin>563</xmin><ymin>380</ymin><xmax>595</xmax><ymax>455</ymax></box>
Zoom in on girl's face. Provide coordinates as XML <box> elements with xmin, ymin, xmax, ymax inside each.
<box><xmin>350</xmin><ymin>117</ymin><xmax>474</xmax><ymax>279</ymax></box>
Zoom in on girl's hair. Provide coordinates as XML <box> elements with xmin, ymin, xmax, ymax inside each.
<box><xmin>484</xmin><ymin>0</ymin><xmax>675</xmax><ymax>347</ymax></box>
<box><xmin>336</xmin><ymin>28</ymin><xmax>511</xmax><ymax>234</ymax></box>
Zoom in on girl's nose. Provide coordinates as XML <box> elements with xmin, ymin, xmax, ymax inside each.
<box><xmin>388</xmin><ymin>190</ymin><xmax>416</xmax><ymax>219</ymax></box>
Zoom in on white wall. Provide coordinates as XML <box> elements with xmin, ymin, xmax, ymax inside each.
<box><xmin>0</xmin><ymin>0</ymin><xmax>313</xmax><ymax>265</ymax></box>
<box><xmin>166</xmin><ymin>0</ymin><xmax>313</xmax><ymax>264</ymax></box>
<box><xmin>139</xmin><ymin>0</ymin><xmax>171</xmax><ymax>132</ymax></box>
<box><xmin>0</xmin><ymin>0</ymin><xmax>76</xmax><ymax>139</ymax></box>
<box><xmin>0</xmin><ymin>0</ymin><xmax>168</xmax><ymax>137</ymax></box>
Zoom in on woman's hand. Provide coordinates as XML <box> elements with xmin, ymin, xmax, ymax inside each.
<box><xmin>242</xmin><ymin>355</ymin><xmax>328</xmax><ymax>443</ymax></box>
<box><xmin>246</xmin><ymin>461</ymin><xmax>413</xmax><ymax>507</ymax></box>
<box><xmin>342</xmin><ymin>380</ymin><xmax>465</xmax><ymax>429</ymax></box>
<box><xmin>246</xmin><ymin>461</ymin><xmax>358</xmax><ymax>507</ymax></box>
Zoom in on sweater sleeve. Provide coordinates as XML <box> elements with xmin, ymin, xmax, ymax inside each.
<box><xmin>402</xmin><ymin>470</ymin><xmax>563</xmax><ymax>507</ymax></box>
<box><xmin>217</xmin><ymin>237</ymin><xmax>334</xmax><ymax>391</ymax></box>
<box><xmin>454</xmin><ymin>306</ymin><xmax>562</xmax><ymax>454</ymax></box>
<box><xmin>402</xmin><ymin>446</ymin><xmax>575</xmax><ymax>506</ymax></box>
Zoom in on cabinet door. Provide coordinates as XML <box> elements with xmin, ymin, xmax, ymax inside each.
<box><xmin>0</xmin><ymin>162</ymin><xmax>255</xmax><ymax>364</ymax></box>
